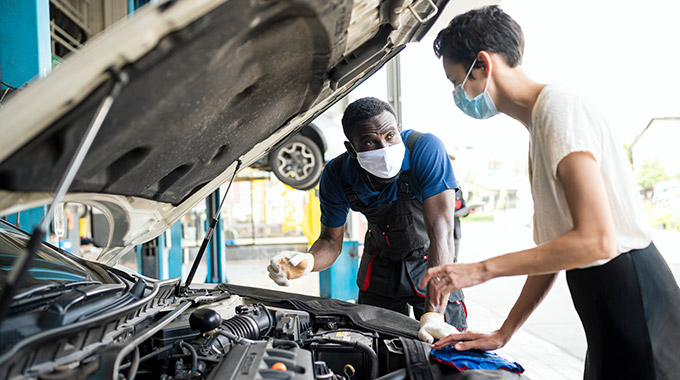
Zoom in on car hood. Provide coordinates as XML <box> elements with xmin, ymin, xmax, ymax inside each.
<box><xmin>0</xmin><ymin>0</ymin><xmax>494</xmax><ymax>265</ymax></box>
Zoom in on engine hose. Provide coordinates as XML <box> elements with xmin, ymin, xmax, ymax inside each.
<box><xmin>179</xmin><ymin>341</ymin><xmax>198</xmax><ymax>373</ymax></box>
<box><xmin>272</xmin><ymin>339</ymin><xmax>300</xmax><ymax>349</ymax></box>
<box><xmin>119</xmin><ymin>345</ymin><xmax>174</xmax><ymax>371</ymax></box>
<box><xmin>127</xmin><ymin>346</ymin><xmax>140</xmax><ymax>380</ymax></box>
<box><xmin>304</xmin><ymin>338</ymin><xmax>378</xmax><ymax>379</ymax></box>
<box><xmin>213</xmin><ymin>330</ymin><xmax>257</xmax><ymax>346</ymax></box>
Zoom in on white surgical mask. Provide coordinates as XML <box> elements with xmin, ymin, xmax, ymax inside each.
<box><xmin>355</xmin><ymin>143</ymin><xmax>405</xmax><ymax>179</ymax></box>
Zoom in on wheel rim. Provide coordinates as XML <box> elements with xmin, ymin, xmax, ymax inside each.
<box><xmin>274</xmin><ymin>142</ymin><xmax>316</xmax><ymax>181</ymax></box>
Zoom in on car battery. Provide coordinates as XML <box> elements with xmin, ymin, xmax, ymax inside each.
<box><xmin>311</xmin><ymin>330</ymin><xmax>376</xmax><ymax>379</ymax></box>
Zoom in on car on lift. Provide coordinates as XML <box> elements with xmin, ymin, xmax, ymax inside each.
<box><xmin>0</xmin><ymin>1</ymin><xmax>513</xmax><ymax>379</ymax></box>
<box><xmin>250</xmin><ymin>114</ymin><xmax>346</xmax><ymax>190</ymax></box>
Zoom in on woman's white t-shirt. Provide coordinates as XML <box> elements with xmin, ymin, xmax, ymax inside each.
<box><xmin>530</xmin><ymin>84</ymin><xmax>652</xmax><ymax>267</ymax></box>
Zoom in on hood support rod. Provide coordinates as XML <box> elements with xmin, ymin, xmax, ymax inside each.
<box><xmin>0</xmin><ymin>69</ymin><xmax>128</xmax><ymax>322</ymax></box>
<box><xmin>183</xmin><ymin>159</ymin><xmax>242</xmax><ymax>291</ymax></box>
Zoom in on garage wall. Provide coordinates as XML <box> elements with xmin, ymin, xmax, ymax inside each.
<box><xmin>50</xmin><ymin>0</ymin><xmax>128</xmax><ymax>38</ymax></box>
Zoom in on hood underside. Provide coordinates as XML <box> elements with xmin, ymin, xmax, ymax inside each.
<box><xmin>0</xmin><ymin>0</ymin><xmax>458</xmax><ymax>262</ymax></box>
<box><xmin>0</xmin><ymin>0</ymin><xmax>344</xmax><ymax>205</ymax></box>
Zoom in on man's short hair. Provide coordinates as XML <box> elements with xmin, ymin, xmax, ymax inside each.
<box><xmin>433</xmin><ymin>5</ymin><xmax>524</xmax><ymax>69</ymax></box>
<box><xmin>341</xmin><ymin>97</ymin><xmax>397</xmax><ymax>139</ymax></box>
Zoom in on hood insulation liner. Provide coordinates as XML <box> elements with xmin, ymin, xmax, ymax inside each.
<box><xmin>0</xmin><ymin>0</ymin><xmax>340</xmax><ymax>205</ymax></box>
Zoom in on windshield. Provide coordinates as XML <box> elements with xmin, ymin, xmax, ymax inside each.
<box><xmin>0</xmin><ymin>220</ymin><xmax>102</xmax><ymax>293</ymax></box>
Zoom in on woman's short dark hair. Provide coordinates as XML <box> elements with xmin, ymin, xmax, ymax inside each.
<box><xmin>433</xmin><ymin>5</ymin><xmax>524</xmax><ymax>69</ymax></box>
<box><xmin>341</xmin><ymin>97</ymin><xmax>396</xmax><ymax>138</ymax></box>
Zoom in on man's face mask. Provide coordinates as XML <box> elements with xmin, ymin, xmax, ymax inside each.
<box><xmin>453</xmin><ymin>56</ymin><xmax>498</xmax><ymax>119</ymax></box>
<box><xmin>354</xmin><ymin>142</ymin><xmax>405</xmax><ymax>179</ymax></box>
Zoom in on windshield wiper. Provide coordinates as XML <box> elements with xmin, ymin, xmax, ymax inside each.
<box><xmin>0</xmin><ymin>69</ymin><xmax>129</xmax><ymax>322</ymax></box>
<box><xmin>12</xmin><ymin>281</ymin><xmax>103</xmax><ymax>303</ymax></box>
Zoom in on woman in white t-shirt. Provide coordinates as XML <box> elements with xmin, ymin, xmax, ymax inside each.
<box><xmin>421</xmin><ymin>5</ymin><xmax>680</xmax><ymax>379</ymax></box>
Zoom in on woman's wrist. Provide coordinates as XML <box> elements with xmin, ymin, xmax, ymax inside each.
<box><xmin>496</xmin><ymin>325</ymin><xmax>514</xmax><ymax>346</ymax></box>
<box><xmin>477</xmin><ymin>260</ymin><xmax>493</xmax><ymax>283</ymax></box>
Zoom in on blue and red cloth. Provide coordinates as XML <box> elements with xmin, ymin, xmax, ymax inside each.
<box><xmin>430</xmin><ymin>346</ymin><xmax>524</xmax><ymax>374</ymax></box>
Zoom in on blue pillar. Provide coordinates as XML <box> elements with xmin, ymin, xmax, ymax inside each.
<box><xmin>157</xmin><ymin>232</ymin><xmax>167</xmax><ymax>279</ymax></box>
<box><xmin>205</xmin><ymin>190</ymin><xmax>225</xmax><ymax>283</ymax></box>
<box><xmin>4</xmin><ymin>207</ymin><xmax>47</xmax><ymax>234</ymax></box>
<box><xmin>0</xmin><ymin>0</ymin><xmax>52</xmax><ymax>89</ymax></box>
<box><xmin>167</xmin><ymin>222</ymin><xmax>183</xmax><ymax>278</ymax></box>
<box><xmin>319</xmin><ymin>241</ymin><xmax>359</xmax><ymax>302</ymax></box>
<box><xmin>128</xmin><ymin>0</ymin><xmax>158</xmax><ymax>14</ymax></box>
<box><xmin>135</xmin><ymin>245</ymin><xmax>143</xmax><ymax>273</ymax></box>
<box><xmin>137</xmin><ymin>222</ymin><xmax>182</xmax><ymax>279</ymax></box>
<box><xmin>1</xmin><ymin>1</ymin><xmax>52</xmax><ymax>237</ymax></box>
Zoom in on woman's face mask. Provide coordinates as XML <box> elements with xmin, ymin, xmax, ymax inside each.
<box><xmin>453</xmin><ymin>57</ymin><xmax>498</xmax><ymax>119</ymax></box>
<box><xmin>354</xmin><ymin>142</ymin><xmax>405</xmax><ymax>179</ymax></box>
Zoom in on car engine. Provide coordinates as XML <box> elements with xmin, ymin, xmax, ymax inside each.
<box><xmin>0</xmin><ymin>266</ymin><xmax>421</xmax><ymax>380</ymax></box>
<box><xmin>126</xmin><ymin>297</ymin><xmax>382</xmax><ymax>380</ymax></box>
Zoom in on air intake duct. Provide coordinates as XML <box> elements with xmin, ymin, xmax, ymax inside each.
<box><xmin>221</xmin><ymin>304</ymin><xmax>275</xmax><ymax>340</ymax></box>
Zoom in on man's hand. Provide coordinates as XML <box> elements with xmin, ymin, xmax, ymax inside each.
<box><xmin>431</xmin><ymin>329</ymin><xmax>509</xmax><ymax>352</ymax></box>
<box><xmin>418</xmin><ymin>312</ymin><xmax>459</xmax><ymax>344</ymax></box>
<box><xmin>267</xmin><ymin>251</ymin><xmax>314</xmax><ymax>286</ymax></box>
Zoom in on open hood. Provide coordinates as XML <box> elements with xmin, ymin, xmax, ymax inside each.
<box><xmin>0</xmin><ymin>0</ymin><xmax>489</xmax><ymax>264</ymax></box>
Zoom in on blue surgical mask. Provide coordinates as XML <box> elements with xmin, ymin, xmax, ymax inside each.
<box><xmin>453</xmin><ymin>57</ymin><xmax>498</xmax><ymax>119</ymax></box>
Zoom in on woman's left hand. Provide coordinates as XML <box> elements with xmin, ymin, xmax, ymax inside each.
<box><xmin>432</xmin><ymin>329</ymin><xmax>509</xmax><ymax>352</ymax></box>
<box><xmin>419</xmin><ymin>262</ymin><xmax>488</xmax><ymax>306</ymax></box>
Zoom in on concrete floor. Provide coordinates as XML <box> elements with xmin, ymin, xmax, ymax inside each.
<box><xmin>456</xmin><ymin>220</ymin><xmax>585</xmax><ymax>379</ymax></box>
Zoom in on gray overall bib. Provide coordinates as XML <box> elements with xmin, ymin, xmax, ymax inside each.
<box><xmin>333</xmin><ymin>132</ymin><xmax>467</xmax><ymax>329</ymax></box>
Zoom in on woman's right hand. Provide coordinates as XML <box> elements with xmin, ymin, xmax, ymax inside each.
<box><xmin>419</xmin><ymin>262</ymin><xmax>489</xmax><ymax>306</ymax></box>
<box><xmin>431</xmin><ymin>329</ymin><xmax>509</xmax><ymax>352</ymax></box>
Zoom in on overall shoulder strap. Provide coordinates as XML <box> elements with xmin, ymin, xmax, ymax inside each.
<box><xmin>332</xmin><ymin>153</ymin><xmax>345</xmax><ymax>173</ymax></box>
<box><xmin>397</xmin><ymin>170</ymin><xmax>412</xmax><ymax>200</ymax></box>
<box><xmin>333</xmin><ymin>154</ymin><xmax>364</xmax><ymax>211</ymax></box>
<box><xmin>396</xmin><ymin>131</ymin><xmax>423</xmax><ymax>200</ymax></box>
<box><xmin>405</xmin><ymin>131</ymin><xmax>424</xmax><ymax>151</ymax></box>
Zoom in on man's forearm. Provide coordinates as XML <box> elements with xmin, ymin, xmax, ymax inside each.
<box><xmin>424</xmin><ymin>231</ymin><xmax>454</xmax><ymax>313</ymax></box>
<box><xmin>422</xmin><ymin>190</ymin><xmax>457</xmax><ymax>314</ymax></box>
<box><xmin>308</xmin><ymin>235</ymin><xmax>343</xmax><ymax>272</ymax></box>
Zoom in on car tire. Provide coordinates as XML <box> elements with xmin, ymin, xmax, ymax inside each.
<box><xmin>268</xmin><ymin>134</ymin><xmax>324</xmax><ymax>190</ymax></box>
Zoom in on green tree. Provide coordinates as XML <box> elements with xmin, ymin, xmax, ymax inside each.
<box><xmin>636</xmin><ymin>158</ymin><xmax>668</xmax><ymax>189</ymax></box>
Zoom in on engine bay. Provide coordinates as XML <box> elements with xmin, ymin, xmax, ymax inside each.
<box><xmin>119</xmin><ymin>291</ymin><xmax>410</xmax><ymax>380</ymax></box>
<box><xmin>0</xmin><ymin>259</ymin><xmax>522</xmax><ymax>380</ymax></box>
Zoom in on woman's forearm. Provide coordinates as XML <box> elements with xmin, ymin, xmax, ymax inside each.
<box><xmin>498</xmin><ymin>273</ymin><xmax>558</xmax><ymax>340</ymax></box>
<box><xmin>482</xmin><ymin>228</ymin><xmax>617</xmax><ymax>280</ymax></box>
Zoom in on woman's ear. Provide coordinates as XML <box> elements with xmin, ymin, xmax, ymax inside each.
<box><xmin>344</xmin><ymin>141</ymin><xmax>357</xmax><ymax>159</ymax></box>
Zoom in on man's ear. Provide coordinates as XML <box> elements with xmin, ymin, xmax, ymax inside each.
<box><xmin>344</xmin><ymin>141</ymin><xmax>357</xmax><ymax>159</ymax></box>
<box><xmin>397</xmin><ymin>123</ymin><xmax>402</xmax><ymax>132</ymax></box>
<box><xmin>477</xmin><ymin>51</ymin><xmax>493</xmax><ymax>79</ymax></box>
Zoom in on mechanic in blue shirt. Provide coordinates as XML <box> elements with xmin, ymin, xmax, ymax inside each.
<box><xmin>267</xmin><ymin>97</ymin><xmax>467</xmax><ymax>343</ymax></box>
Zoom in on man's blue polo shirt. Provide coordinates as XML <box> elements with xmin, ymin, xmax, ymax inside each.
<box><xmin>319</xmin><ymin>129</ymin><xmax>458</xmax><ymax>228</ymax></box>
